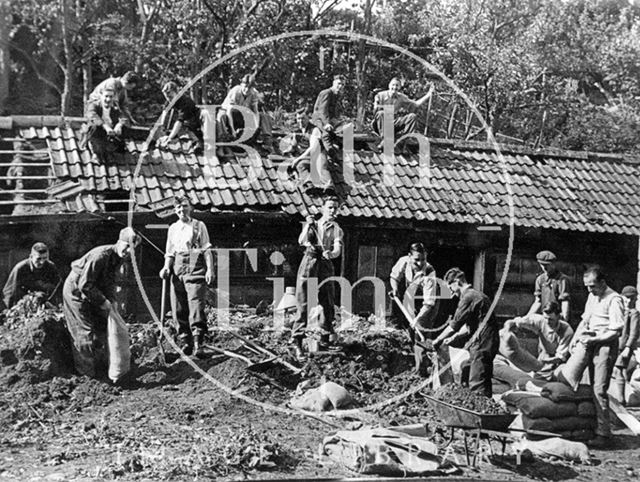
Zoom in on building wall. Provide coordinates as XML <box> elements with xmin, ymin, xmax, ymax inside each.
<box><xmin>1</xmin><ymin>216</ymin><xmax>637</xmax><ymax>329</ymax></box>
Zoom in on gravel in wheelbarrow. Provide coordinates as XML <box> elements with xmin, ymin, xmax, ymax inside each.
<box><xmin>421</xmin><ymin>385</ymin><xmax>515</xmax><ymax>432</ymax></box>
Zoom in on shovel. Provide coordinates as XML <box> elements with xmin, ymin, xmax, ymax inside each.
<box><xmin>229</xmin><ymin>331</ymin><xmax>302</xmax><ymax>374</ymax></box>
<box><xmin>391</xmin><ymin>295</ymin><xmax>430</xmax><ymax>349</ymax></box>
<box><xmin>392</xmin><ymin>295</ymin><xmax>440</xmax><ymax>388</ymax></box>
<box><xmin>157</xmin><ymin>277</ymin><xmax>168</xmax><ymax>365</ymax></box>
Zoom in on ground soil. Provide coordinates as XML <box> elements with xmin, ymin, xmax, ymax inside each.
<box><xmin>1</xmin><ymin>299</ymin><xmax>639</xmax><ymax>481</ymax></box>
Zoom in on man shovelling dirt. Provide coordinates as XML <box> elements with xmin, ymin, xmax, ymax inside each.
<box><xmin>62</xmin><ymin>227</ymin><xmax>140</xmax><ymax>382</ymax></box>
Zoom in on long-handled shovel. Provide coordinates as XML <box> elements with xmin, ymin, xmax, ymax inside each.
<box><xmin>392</xmin><ymin>295</ymin><xmax>440</xmax><ymax>388</ymax></box>
<box><xmin>157</xmin><ymin>278</ymin><xmax>168</xmax><ymax>365</ymax></box>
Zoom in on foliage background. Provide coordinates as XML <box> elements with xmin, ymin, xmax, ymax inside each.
<box><xmin>3</xmin><ymin>0</ymin><xmax>640</xmax><ymax>153</ymax></box>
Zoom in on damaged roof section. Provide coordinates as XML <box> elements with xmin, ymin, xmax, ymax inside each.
<box><xmin>10</xmin><ymin>124</ymin><xmax>640</xmax><ymax>236</ymax></box>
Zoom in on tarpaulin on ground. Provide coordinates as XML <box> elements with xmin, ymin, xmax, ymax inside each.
<box><xmin>322</xmin><ymin>428</ymin><xmax>441</xmax><ymax>476</ymax></box>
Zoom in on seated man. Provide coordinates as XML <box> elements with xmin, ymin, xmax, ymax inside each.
<box><xmin>88</xmin><ymin>71</ymin><xmax>138</xmax><ymax>124</ymax></box>
<box><xmin>497</xmin><ymin>301</ymin><xmax>574</xmax><ymax>381</ymax></box>
<box><xmin>292</xmin><ymin>75</ymin><xmax>348</xmax><ymax>194</ymax></box>
<box><xmin>373</xmin><ymin>77</ymin><xmax>433</xmax><ymax>144</ymax></box>
<box><xmin>217</xmin><ymin>74</ymin><xmax>272</xmax><ymax>148</ymax></box>
<box><xmin>3</xmin><ymin>242</ymin><xmax>61</xmax><ymax>308</ymax></box>
<box><xmin>82</xmin><ymin>88</ymin><xmax>128</xmax><ymax>161</ymax></box>
<box><xmin>158</xmin><ymin>81</ymin><xmax>204</xmax><ymax>154</ymax></box>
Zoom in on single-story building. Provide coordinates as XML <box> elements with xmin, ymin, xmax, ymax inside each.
<box><xmin>0</xmin><ymin>115</ymin><xmax>638</xmax><ymax>326</ymax></box>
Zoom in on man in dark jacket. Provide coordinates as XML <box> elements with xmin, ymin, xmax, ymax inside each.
<box><xmin>63</xmin><ymin>228</ymin><xmax>140</xmax><ymax>378</ymax></box>
<box><xmin>434</xmin><ymin>267</ymin><xmax>499</xmax><ymax>397</ymax></box>
<box><xmin>3</xmin><ymin>242</ymin><xmax>60</xmax><ymax>308</ymax></box>
<box><xmin>310</xmin><ymin>74</ymin><xmax>346</xmax><ymax>159</ymax></box>
<box><xmin>158</xmin><ymin>81</ymin><xmax>204</xmax><ymax>155</ymax></box>
<box><xmin>83</xmin><ymin>88</ymin><xmax>129</xmax><ymax>161</ymax></box>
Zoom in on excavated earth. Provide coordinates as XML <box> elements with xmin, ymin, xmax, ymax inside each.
<box><xmin>1</xmin><ymin>296</ymin><xmax>639</xmax><ymax>481</ymax></box>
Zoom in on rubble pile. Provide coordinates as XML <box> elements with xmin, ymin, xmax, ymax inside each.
<box><xmin>0</xmin><ymin>295</ymin><xmax>74</xmax><ymax>387</ymax></box>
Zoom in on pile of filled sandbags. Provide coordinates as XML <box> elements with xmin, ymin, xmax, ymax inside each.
<box><xmin>503</xmin><ymin>382</ymin><xmax>596</xmax><ymax>441</ymax></box>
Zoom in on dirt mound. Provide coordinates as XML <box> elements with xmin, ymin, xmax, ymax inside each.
<box><xmin>0</xmin><ymin>295</ymin><xmax>74</xmax><ymax>387</ymax></box>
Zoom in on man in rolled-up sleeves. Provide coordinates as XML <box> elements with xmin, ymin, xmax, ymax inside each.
<box><xmin>573</xmin><ymin>265</ymin><xmax>625</xmax><ymax>446</ymax></box>
<box><xmin>159</xmin><ymin>196</ymin><xmax>213</xmax><ymax>358</ymax></box>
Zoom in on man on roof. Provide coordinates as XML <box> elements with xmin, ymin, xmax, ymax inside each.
<box><xmin>63</xmin><ymin>228</ymin><xmax>141</xmax><ymax>379</ymax></box>
<box><xmin>217</xmin><ymin>74</ymin><xmax>273</xmax><ymax>149</ymax></box>
<box><xmin>3</xmin><ymin>242</ymin><xmax>61</xmax><ymax>309</ymax></box>
<box><xmin>158</xmin><ymin>81</ymin><xmax>204</xmax><ymax>155</ymax></box>
<box><xmin>373</xmin><ymin>77</ymin><xmax>433</xmax><ymax>145</ymax></box>
<box><xmin>88</xmin><ymin>71</ymin><xmax>139</xmax><ymax>125</ymax></box>
<box><xmin>311</xmin><ymin>74</ymin><xmax>348</xmax><ymax>160</ymax></box>
<box><xmin>527</xmin><ymin>250</ymin><xmax>571</xmax><ymax>323</ymax></box>
<box><xmin>82</xmin><ymin>87</ymin><xmax>128</xmax><ymax>161</ymax></box>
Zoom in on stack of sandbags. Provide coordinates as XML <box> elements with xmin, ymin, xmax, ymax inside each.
<box><xmin>502</xmin><ymin>382</ymin><xmax>596</xmax><ymax>441</ymax></box>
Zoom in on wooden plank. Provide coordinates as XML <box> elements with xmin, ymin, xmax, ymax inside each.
<box><xmin>0</xmin><ymin>199</ymin><xmax>58</xmax><ymax>205</ymax></box>
<box><xmin>0</xmin><ymin>175</ymin><xmax>56</xmax><ymax>180</ymax></box>
<box><xmin>610</xmin><ymin>397</ymin><xmax>640</xmax><ymax>435</ymax></box>
<box><xmin>0</xmin><ymin>189</ymin><xmax>49</xmax><ymax>194</ymax></box>
<box><xmin>0</xmin><ymin>151</ymin><xmax>49</xmax><ymax>155</ymax></box>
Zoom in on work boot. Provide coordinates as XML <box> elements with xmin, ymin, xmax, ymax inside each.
<box><xmin>192</xmin><ymin>332</ymin><xmax>206</xmax><ymax>359</ymax></box>
<box><xmin>177</xmin><ymin>334</ymin><xmax>193</xmax><ymax>356</ymax></box>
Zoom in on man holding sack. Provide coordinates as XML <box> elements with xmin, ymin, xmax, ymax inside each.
<box><xmin>63</xmin><ymin>227</ymin><xmax>140</xmax><ymax>382</ymax></box>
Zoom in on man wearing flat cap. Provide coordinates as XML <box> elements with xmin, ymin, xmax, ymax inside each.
<box><xmin>63</xmin><ymin>227</ymin><xmax>141</xmax><ymax>378</ymax></box>
<box><xmin>612</xmin><ymin>286</ymin><xmax>639</xmax><ymax>404</ymax></box>
<box><xmin>218</xmin><ymin>74</ymin><xmax>272</xmax><ymax>147</ymax></box>
<box><xmin>527</xmin><ymin>250</ymin><xmax>571</xmax><ymax>323</ymax></box>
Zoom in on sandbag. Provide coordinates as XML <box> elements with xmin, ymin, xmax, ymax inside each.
<box><xmin>493</xmin><ymin>360</ymin><xmax>533</xmax><ymax>388</ymax></box>
<box><xmin>512</xmin><ymin>437</ymin><xmax>591</xmax><ymax>463</ymax></box>
<box><xmin>499</xmin><ymin>328</ymin><xmax>543</xmax><ymax>373</ymax></box>
<box><xmin>541</xmin><ymin>382</ymin><xmax>592</xmax><ymax>402</ymax></box>
<box><xmin>107</xmin><ymin>306</ymin><xmax>131</xmax><ymax>383</ymax></box>
<box><xmin>290</xmin><ymin>382</ymin><xmax>354</xmax><ymax>412</ymax></box>
<box><xmin>577</xmin><ymin>401</ymin><xmax>596</xmax><ymax>417</ymax></box>
<box><xmin>322</xmin><ymin>428</ymin><xmax>440</xmax><ymax>476</ymax></box>
<box><xmin>502</xmin><ymin>391</ymin><xmax>539</xmax><ymax>407</ymax></box>
<box><xmin>523</xmin><ymin>415</ymin><xmax>596</xmax><ymax>433</ymax></box>
<box><xmin>554</xmin><ymin>342</ymin><xmax>589</xmax><ymax>391</ymax></box>
<box><xmin>517</xmin><ymin>397</ymin><xmax>577</xmax><ymax>419</ymax></box>
<box><xmin>559</xmin><ymin>429</ymin><xmax>595</xmax><ymax>442</ymax></box>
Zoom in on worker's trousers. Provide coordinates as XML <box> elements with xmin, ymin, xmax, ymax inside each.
<box><xmin>588</xmin><ymin>341</ymin><xmax>618</xmax><ymax>437</ymax></box>
<box><xmin>291</xmin><ymin>247</ymin><xmax>335</xmax><ymax>341</ymax></box>
<box><xmin>62</xmin><ymin>274</ymin><xmax>108</xmax><ymax>378</ymax></box>
<box><xmin>170</xmin><ymin>252</ymin><xmax>208</xmax><ymax>342</ymax></box>
<box><xmin>464</xmin><ymin>325</ymin><xmax>499</xmax><ymax>397</ymax></box>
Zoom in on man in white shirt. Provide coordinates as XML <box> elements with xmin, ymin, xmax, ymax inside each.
<box><xmin>573</xmin><ymin>265</ymin><xmax>625</xmax><ymax>445</ymax></box>
<box><xmin>498</xmin><ymin>301</ymin><xmax>573</xmax><ymax>379</ymax></box>
<box><xmin>389</xmin><ymin>242</ymin><xmax>441</xmax><ymax>375</ymax></box>
<box><xmin>291</xmin><ymin>195</ymin><xmax>343</xmax><ymax>359</ymax></box>
<box><xmin>217</xmin><ymin>74</ymin><xmax>272</xmax><ymax>147</ymax></box>
<box><xmin>159</xmin><ymin>196</ymin><xmax>214</xmax><ymax>357</ymax></box>
<box><xmin>373</xmin><ymin>77</ymin><xmax>433</xmax><ymax>146</ymax></box>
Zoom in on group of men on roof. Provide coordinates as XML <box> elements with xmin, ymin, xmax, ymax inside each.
<box><xmin>80</xmin><ymin>72</ymin><xmax>435</xmax><ymax>193</ymax></box>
